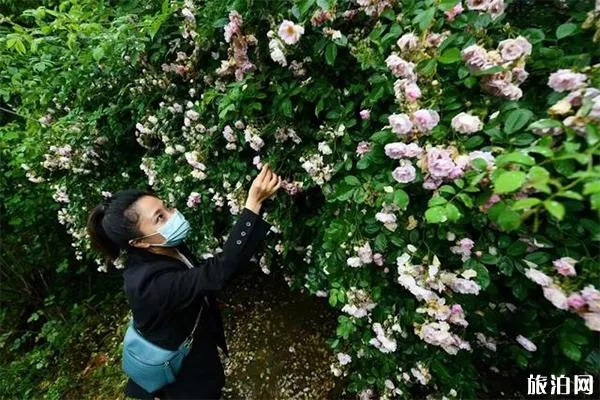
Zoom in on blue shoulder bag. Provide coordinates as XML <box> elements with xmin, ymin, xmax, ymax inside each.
<box><xmin>121</xmin><ymin>302</ymin><xmax>205</xmax><ymax>393</ymax></box>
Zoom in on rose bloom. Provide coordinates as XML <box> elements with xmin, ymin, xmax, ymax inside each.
<box><xmin>445</xmin><ymin>3</ymin><xmax>464</xmax><ymax>21</ymax></box>
<box><xmin>359</xmin><ymin>109</ymin><xmax>371</xmax><ymax>120</ymax></box>
<box><xmin>497</xmin><ymin>39</ymin><xmax>521</xmax><ymax>61</ymax></box>
<box><xmin>397</xmin><ymin>33</ymin><xmax>419</xmax><ymax>52</ymax></box>
<box><xmin>385</xmin><ymin>54</ymin><xmax>416</xmax><ymax>80</ymax></box>
<box><xmin>552</xmin><ymin>257</ymin><xmax>577</xmax><ymax>276</ymax></box>
<box><xmin>388</xmin><ymin>113</ymin><xmax>413</xmax><ymax>136</ymax></box>
<box><xmin>466</xmin><ymin>0</ymin><xmax>489</xmax><ymax>10</ymax></box>
<box><xmin>524</xmin><ymin>267</ymin><xmax>552</xmax><ymax>287</ymax></box>
<box><xmin>426</xmin><ymin>147</ymin><xmax>455</xmax><ymax>179</ymax></box>
<box><xmin>516</xmin><ymin>335</ymin><xmax>537</xmax><ymax>352</ymax></box>
<box><xmin>392</xmin><ymin>160</ymin><xmax>416</xmax><ymax>183</ymax></box>
<box><xmin>412</xmin><ymin>109</ymin><xmax>440</xmax><ymax>133</ymax></box>
<box><xmin>278</xmin><ymin>20</ymin><xmax>304</xmax><ymax>45</ymax></box>
<box><xmin>567</xmin><ymin>294</ymin><xmax>586</xmax><ymax>310</ymax></box>
<box><xmin>405</xmin><ymin>83</ymin><xmax>422</xmax><ymax>101</ymax></box>
<box><xmin>548</xmin><ymin>69</ymin><xmax>588</xmax><ymax>92</ymax></box>
<box><xmin>384</xmin><ymin>142</ymin><xmax>423</xmax><ymax>159</ymax></box>
<box><xmin>451</xmin><ymin>112</ymin><xmax>483</xmax><ymax>134</ymax></box>
<box><xmin>543</xmin><ymin>284</ymin><xmax>568</xmax><ymax>310</ymax></box>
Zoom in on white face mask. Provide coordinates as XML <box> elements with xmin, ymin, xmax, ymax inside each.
<box><xmin>131</xmin><ymin>209</ymin><xmax>190</xmax><ymax>247</ymax></box>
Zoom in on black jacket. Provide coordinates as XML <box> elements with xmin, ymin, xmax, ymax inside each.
<box><xmin>121</xmin><ymin>207</ymin><xmax>272</xmax><ymax>399</ymax></box>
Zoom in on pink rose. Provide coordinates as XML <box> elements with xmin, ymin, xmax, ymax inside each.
<box><xmin>498</xmin><ymin>39</ymin><xmax>531</xmax><ymax>61</ymax></box>
<box><xmin>445</xmin><ymin>3</ymin><xmax>464</xmax><ymax>21</ymax></box>
<box><xmin>466</xmin><ymin>0</ymin><xmax>490</xmax><ymax>11</ymax></box>
<box><xmin>388</xmin><ymin>113</ymin><xmax>413</xmax><ymax>136</ymax></box>
<box><xmin>543</xmin><ymin>285</ymin><xmax>569</xmax><ymax>310</ymax></box>
<box><xmin>567</xmin><ymin>294</ymin><xmax>586</xmax><ymax>310</ymax></box>
<box><xmin>412</xmin><ymin>109</ymin><xmax>440</xmax><ymax>132</ymax></box>
<box><xmin>405</xmin><ymin>83</ymin><xmax>422</xmax><ymax>102</ymax></box>
<box><xmin>397</xmin><ymin>33</ymin><xmax>419</xmax><ymax>52</ymax></box>
<box><xmin>451</xmin><ymin>112</ymin><xmax>483</xmax><ymax>134</ymax></box>
<box><xmin>548</xmin><ymin>69</ymin><xmax>588</xmax><ymax>92</ymax></box>
<box><xmin>385</xmin><ymin>54</ymin><xmax>416</xmax><ymax>80</ymax></box>
<box><xmin>360</xmin><ymin>109</ymin><xmax>371</xmax><ymax>120</ymax></box>
<box><xmin>516</xmin><ymin>335</ymin><xmax>537</xmax><ymax>352</ymax></box>
<box><xmin>392</xmin><ymin>160</ymin><xmax>417</xmax><ymax>183</ymax></box>
<box><xmin>426</xmin><ymin>147</ymin><xmax>455</xmax><ymax>178</ymax></box>
<box><xmin>278</xmin><ymin>20</ymin><xmax>304</xmax><ymax>45</ymax></box>
<box><xmin>552</xmin><ymin>257</ymin><xmax>577</xmax><ymax>276</ymax></box>
<box><xmin>356</xmin><ymin>141</ymin><xmax>372</xmax><ymax>157</ymax></box>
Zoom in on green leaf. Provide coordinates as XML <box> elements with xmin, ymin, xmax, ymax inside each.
<box><xmin>393</xmin><ymin>190</ymin><xmax>410</xmax><ymax>209</ymax></box>
<box><xmin>445</xmin><ymin>203</ymin><xmax>461</xmax><ymax>221</ymax></box>
<box><xmin>544</xmin><ymin>200</ymin><xmax>565</xmax><ymax>220</ymax></box>
<box><xmin>425</xmin><ymin>206</ymin><xmax>446</xmax><ymax>223</ymax></box>
<box><xmin>556</xmin><ymin>23</ymin><xmax>578</xmax><ymax>39</ymax></box>
<box><xmin>92</xmin><ymin>46</ymin><xmax>105</xmax><ymax>61</ymax></box>
<box><xmin>438</xmin><ymin>47</ymin><xmax>461</xmax><ymax>64</ymax></box>
<box><xmin>498</xmin><ymin>209</ymin><xmax>521</xmax><ymax>231</ymax></box>
<box><xmin>527</xmin><ymin>118</ymin><xmax>563</xmax><ymax>131</ymax></box>
<box><xmin>556</xmin><ymin>191</ymin><xmax>583</xmax><ymax>201</ymax></box>
<box><xmin>353</xmin><ymin>188</ymin><xmax>369</xmax><ymax>203</ymax></box>
<box><xmin>428</xmin><ymin>195</ymin><xmax>448</xmax><ymax>207</ymax></box>
<box><xmin>325</xmin><ymin>42</ymin><xmax>337</xmax><ymax>66</ymax></box>
<box><xmin>438</xmin><ymin>0</ymin><xmax>460</xmax><ymax>11</ymax></box>
<box><xmin>583</xmin><ymin>181</ymin><xmax>600</xmax><ymax>195</ymax></box>
<box><xmin>413</xmin><ymin>7</ymin><xmax>436</xmax><ymax>31</ymax></box>
<box><xmin>418</xmin><ymin>59</ymin><xmax>437</xmax><ymax>77</ymax></box>
<box><xmin>495</xmin><ymin>152</ymin><xmax>536</xmax><ymax>167</ymax></box>
<box><xmin>280</xmin><ymin>98</ymin><xmax>293</xmax><ymax>117</ymax></box>
<box><xmin>512</xmin><ymin>198</ymin><xmax>541</xmax><ymax>210</ymax></box>
<box><xmin>560</xmin><ymin>338</ymin><xmax>582</xmax><ymax>361</ymax></box>
<box><xmin>527</xmin><ymin>166</ymin><xmax>550</xmax><ymax>192</ymax></box>
<box><xmin>344</xmin><ymin>176</ymin><xmax>360</xmax><ymax>186</ymax></box>
<box><xmin>493</xmin><ymin>171</ymin><xmax>527</xmax><ymax>194</ymax></box>
<box><xmin>473</xmin><ymin>65</ymin><xmax>504</xmax><ymax>76</ymax></box>
<box><xmin>504</xmin><ymin>109</ymin><xmax>534</xmax><ymax>134</ymax></box>
<box><xmin>458</xmin><ymin>193</ymin><xmax>474</xmax><ymax>208</ymax></box>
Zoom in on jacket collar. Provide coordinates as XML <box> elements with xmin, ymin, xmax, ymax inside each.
<box><xmin>124</xmin><ymin>242</ymin><xmax>194</xmax><ymax>269</ymax></box>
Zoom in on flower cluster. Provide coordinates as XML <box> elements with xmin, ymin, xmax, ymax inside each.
<box><xmin>346</xmin><ymin>242</ymin><xmax>384</xmax><ymax>268</ymax></box>
<box><xmin>41</xmin><ymin>143</ymin><xmax>99</xmax><ymax>174</ymax></box>
<box><xmin>524</xmin><ymin>263</ymin><xmax>600</xmax><ymax>331</ymax></box>
<box><xmin>545</xmin><ymin>69</ymin><xmax>599</xmax><ymax>135</ymax></box>
<box><xmin>216</xmin><ymin>10</ymin><xmax>257</xmax><ymax>81</ymax></box>
<box><xmin>461</xmin><ymin>36</ymin><xmax>531</xmax><ymax>100</ymax></box>
<box><xmin>369</xmin><ymin>314</ymin><xmax>402</xmax><ymax>354</ymax></box>
<box><xmin>356</xmin><ymin>0</ymin><xmax>395</xmax><ymax>17</ymax></box>
<box><xmin>462</xmin><ymin>0</ymin><xmax>505</xmax><ymax>20</ymax></box>
<box><xmin>341</xmin><ymin>287</ymin><xmax>377</xmax><ymax>318</ymax></box>
<box><xmin>330</xmin><ymin>351</ymin><xmax>352</xmax><ymax>377</ymax></box>
<box><xmin>384</xmin><ymin>141</ymin><xmax>495</xmax><ymax>189</ymax></box>
<box><xmin>375</xmin><ymin>201</ymin><xmax>402</xmax><ymax>232</ymax></box>
<box><xmin>268</xmin><ymin>20</ymin><xmax>304</xmax><ymax>67</ymax></box>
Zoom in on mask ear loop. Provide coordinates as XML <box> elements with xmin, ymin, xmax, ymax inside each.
<box><xmin>129</xmin><ymin>231</ymin><xmax>164</xmax><ymax>247</ymax></box>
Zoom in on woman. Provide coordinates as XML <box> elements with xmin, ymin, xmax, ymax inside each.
<box><xmin>86</xmin><ymin>164</ymin><xmax>282</xmax><ymax>399</ymax></box>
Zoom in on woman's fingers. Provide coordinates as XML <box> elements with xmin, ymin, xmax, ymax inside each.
<box><xmin>268</xmin><ymin>171</ymin><xmax>278</xmax><ymax>187</ymax></box>
<box><xmin>272</xmin><ymin>176</ymin><xmax>282</xmax><ymax>193</ymax></box>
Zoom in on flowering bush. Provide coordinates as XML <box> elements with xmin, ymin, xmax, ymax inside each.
<box><xmin>3</xmin><ymin>0</ymin><xmax>600</xmax><ymax>398</ymax></box>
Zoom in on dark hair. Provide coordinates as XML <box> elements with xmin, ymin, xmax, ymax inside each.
<box><xmin>86</xmin><ymin>188</ymin><xmax>158</xmax><ymax>267</ymax></box>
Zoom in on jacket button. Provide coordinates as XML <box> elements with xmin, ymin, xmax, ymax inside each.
<box><xmin>241</xmin><ymin>231</ymin><xmax>246</xmax><ymax>236</ymax></box>
<box><xmin>236</xmin><ymin>239</ymin><xmax>242</xmax><ymax>245</ymax></box>
<box><xmin>245</xmin><ymin>221</ymin><xmax>251</xmax><ymax>227</ymax></box>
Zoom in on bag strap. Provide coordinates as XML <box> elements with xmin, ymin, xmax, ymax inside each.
<box><xmin>182</xmin><ymin>298</ymin><xmax>205</xmax><ymax>346</ymax></box>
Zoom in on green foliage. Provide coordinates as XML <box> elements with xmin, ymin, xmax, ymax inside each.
<box><xmin>1</xmin><ymin>0</ymin><xmax>599</xmax><ymax>399</ymax></box>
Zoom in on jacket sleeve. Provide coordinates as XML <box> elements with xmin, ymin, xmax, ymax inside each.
<box><xmin>147</xmin><ymin>207</ymin><xmax>272</xmax><ymax>313</ymax></box>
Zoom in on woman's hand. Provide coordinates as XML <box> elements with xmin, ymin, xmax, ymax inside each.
<box><xmin>245</xmin><ymin>163</ymin><xmax>281</xmax><ymax>214</ymax></box>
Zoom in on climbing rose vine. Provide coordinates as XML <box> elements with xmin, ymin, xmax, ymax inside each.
<box><xmin>5</xmin><ymin>0</ymin><xmax>600</xmax><ymax>398</ymax></box>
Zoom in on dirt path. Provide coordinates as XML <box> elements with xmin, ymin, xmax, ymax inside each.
<box><xmin>218</xmin><ymin>265</ymin><xmax>352</xmax><ymax>399</ymax></box>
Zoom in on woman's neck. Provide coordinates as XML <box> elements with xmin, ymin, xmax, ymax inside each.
<box><xmin>147</xmin><ymin>246</ymin><xmax>180</xmax><ymax>261</ymax></box>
